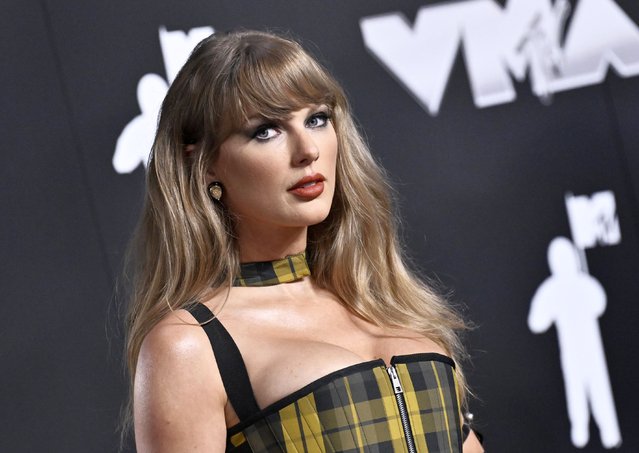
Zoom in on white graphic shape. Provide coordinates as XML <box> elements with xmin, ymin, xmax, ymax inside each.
<box><xmin>565</xmin><ymin>191</ymin><xmax>621</xmax><ymax>249</ymax></box>
<box><xmin>159</xmin><ymin>26</ymin><xmax>214</xmax><ymax>83</ymax></box>
<box><xmin>516</xmin><ymin>0</ymin><xmax>571</xmax><ymax>103</ymax></box>
<box><xmin>113</xmin><ymin>74</ymin><xmax>168</xmax><ymax>173</ymax></box>
<box><xmin>529</xmin><ymin>237</ymin><xmax>622</xmax><ymax>449</ymax></box>
<box><xmin>360</xmin><ymin>0</ymin><xmax>639</xmax><ymax>115</ymax></box>
<box><xmin>552</xmin><ymin>0</ymin><xmax>639</xmax><ymax>92</ymax></box>
<box><xmin>113</xmin><ymin>26</ymin><xmax>214</xmax><ymax>174</ymax></box>
<box><xmin>361</xmin><ymin>2</ymin><xmax>470</xmax><ymax>115</ymax></box>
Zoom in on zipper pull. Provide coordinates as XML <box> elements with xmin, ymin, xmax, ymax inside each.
<box><xmin>387</xmin><ymin>366</ymin><xmax>403</xmax><ymax>394</ymax></box>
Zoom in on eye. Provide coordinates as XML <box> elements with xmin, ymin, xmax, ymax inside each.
<box><xmin>252</xmin><ymin>124</ymin><xmax>280</xmax><ymax>141</ymax></box>
<box><xmin>306</xmin><ymin>111</ymin><xmax>330</xmax><ymax>129</ymax></box>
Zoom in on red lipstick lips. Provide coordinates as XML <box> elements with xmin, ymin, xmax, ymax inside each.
<box><xmin>288</xmin><ymin>173</ymin><xmax>326</xmax><ymax>199</ymax></box>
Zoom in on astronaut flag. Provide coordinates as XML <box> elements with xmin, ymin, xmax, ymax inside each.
<box><xmin>565</xmin><ymin>190</ymin><xmax>621</xmax><ymax>250</ymax></box>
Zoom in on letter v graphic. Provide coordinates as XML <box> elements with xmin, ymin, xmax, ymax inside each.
<box><xmin>360</xmin><ymin>3</ymin><xmax>469</xmax><ymax>115</ymax></box>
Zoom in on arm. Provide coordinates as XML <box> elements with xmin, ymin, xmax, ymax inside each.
<box><xmin>528</xmin><ymin>281</ymin><xmax>554</xmax><ymax>333</ymax></box>
<box><xmin>588</xmin><ymin>278</ymin><xmax>607</xmax><ymax>317</ymax></box>
<box><xmin>134</xmin><ymin>310</ymin><xmax>227</xmax><ymax>453</ymax></box>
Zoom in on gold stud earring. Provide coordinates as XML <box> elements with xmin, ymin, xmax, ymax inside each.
<box><xmin>207</xmin><ymin>181</ymin><xmax>223</xmax><ymax>201</ymax></box>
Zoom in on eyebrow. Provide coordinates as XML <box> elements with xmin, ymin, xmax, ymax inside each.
<box><xmin>243</xmin><ymin>115</ymin><xmax>276</xmax><ymax>127</ymax></box>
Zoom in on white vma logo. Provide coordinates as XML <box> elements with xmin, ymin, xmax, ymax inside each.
<box><xmin>113</xmin><ymin>26</ymin><xmax>213</xmax><ymax>174</ymax></box>
<box><xmin>360</xmin><ymin>0</ymin><xmax>639</xmax><ymax>115</ymax></box>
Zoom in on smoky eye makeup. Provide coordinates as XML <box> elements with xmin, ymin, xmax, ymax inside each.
<box><xmin>237</xmin><ymin>116</ymin><xmax>274</xmax><ymax>139</ymax></box>
<box><xmin>306</xmin><ymin>109</ymin><xmax>331</xmax><ymax>128</ymax></box>
<box><xmin>241</xmin><ymin>105</ymin><xmax>333</xmax><ymax>142</ymax></box>
<box><xmin>252</xmin><ymin>123</ymin><xmax>279</xmax><ymax>141</ymax></box>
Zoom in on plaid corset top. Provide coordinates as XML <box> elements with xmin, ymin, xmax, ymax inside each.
<box><xmin>189</xmin><ymin>252</ymin><xmax>463</xmax><ymax>453</ymax></box>
<box><xmin>188</xmin><ymin>303</ymin><xmax>464</xmax><ymax>453</ymax></box>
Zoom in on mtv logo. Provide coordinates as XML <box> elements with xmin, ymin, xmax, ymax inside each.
<box><xmin>565</xmin><ymin>190</ymin><xmax>621</xmax><ymax>249</ymax></box>
<box><xmin>113</xmin><ymin>26</ymin><xmax>214</xmax><ymax>174</ymax></box>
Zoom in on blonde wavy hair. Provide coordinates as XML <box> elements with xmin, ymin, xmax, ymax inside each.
<box><xmin>124</xmin><ymin>29</ymin><xmax>468</xmax><ymax>436</ymax></box>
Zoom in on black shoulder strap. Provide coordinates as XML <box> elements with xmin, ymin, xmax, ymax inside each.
<box><xmin>187</xmin><ymin>303</ymin><xmax>260</xmax><ymax>421</ymax></box>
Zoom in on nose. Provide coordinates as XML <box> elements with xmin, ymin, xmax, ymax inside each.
<box><xmin>291</xmin><ymin>129</ymin><xmax>320</xmax><ymax>166</ymax></box>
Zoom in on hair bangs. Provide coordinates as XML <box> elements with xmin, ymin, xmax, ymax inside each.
<box><xmin>220</xmin><ymin>39</ymin><xmax>339</xmax><ymax>135</ymax></box>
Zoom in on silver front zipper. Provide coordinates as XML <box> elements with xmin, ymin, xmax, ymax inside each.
<box><xmin>387</xmin><ymin>366</ymin><xmax>417</xmax><ymax>453</ymax></box>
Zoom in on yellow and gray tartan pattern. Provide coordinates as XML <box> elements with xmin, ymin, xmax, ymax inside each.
<box><xmin>395</xmin><ymin>359</ymin><xmax>464</xmax><ymax>452</ymax></box>
<box><xmin>226</xmin><ymin>358</ymin><xmax>462</xmax><ymax>452</ymax></box>
<box><xmin>233</xmin><ymin>252</ymin><xmax>310</xmax><ymax>287</ymax></box>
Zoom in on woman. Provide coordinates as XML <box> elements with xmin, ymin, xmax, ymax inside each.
<box><xmin>126</xmin><ymin>30</ymin><xmax>483</xmax><ymax>452</ymax></box>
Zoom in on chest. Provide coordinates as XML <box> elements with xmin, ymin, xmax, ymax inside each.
<box><xmin>226</xmin><ymin>354</ymin><xmax>463</xmax><ymax>453</ymax></box>
<box><xmin>217</xmin><ymin>296</ymin><xmax>443</xmax><ymax>412</ymax></box>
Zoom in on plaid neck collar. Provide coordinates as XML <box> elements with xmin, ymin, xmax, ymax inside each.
<box><xmin>233</xmin><ymin>251</ymin><xmax>310</xmax><ymax>287</ymax></box>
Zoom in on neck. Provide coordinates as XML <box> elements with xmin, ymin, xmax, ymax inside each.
<box><xmin>235</xmin><ymin>223</ymin><xmax>308</xmax><ymax>263</ymax></box>
<box><xmin>233</xmin><ymin>250</ymin><xmax>310</xmax><ymax>287</ymax></box>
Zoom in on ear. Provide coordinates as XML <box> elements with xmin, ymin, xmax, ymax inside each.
<box><xmin>184</xmin><ymin>144</ymin><xmax>197</xmax><ymax>154</ymax></box>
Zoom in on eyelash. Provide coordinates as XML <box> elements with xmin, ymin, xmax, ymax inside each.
<box><xmin>251</xmin><ymin>111</ymin><xmax>331</xmax><ymax>142</ymax></box>
<box><xmin>306</xmin><ymin>111</ymin><xmax>330</xmax><ymax>129</ymax></box>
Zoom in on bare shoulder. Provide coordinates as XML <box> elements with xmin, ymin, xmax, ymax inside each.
<box><xmin>134</xmin><ymin>308</ymin><xmax>227</xmax><ymax>452</ymax></box>
<box><xmin>137</xmin><ymin>308</ymin><xmax>213</xmax><ymax>365</ymax></box>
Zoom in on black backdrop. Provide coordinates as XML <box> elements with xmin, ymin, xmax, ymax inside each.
<box><xmin>2</xmin><ymin>1</ymin><xmax>638</xmax><ymax>451</ymax></box>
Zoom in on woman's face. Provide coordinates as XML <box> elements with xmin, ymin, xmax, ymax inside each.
<box><xmin>210</xmin><ymin>104</ymin><xmax>338</xmax><ymax>236</ymax></box>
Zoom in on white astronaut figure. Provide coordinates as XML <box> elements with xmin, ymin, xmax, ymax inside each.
<box><xmin>113</xmin><ymin>73</ymin><xmax>168</xmax><ymax>174</ymax></box>
<box><xmin>528</xmin><ymin>237</ymin><xmax>621</xmax><ymax>448</ymax></box>
<box><xmin>113</xmin><ymin>26</ymin><xmax>213</xmax><ymax>174</ymax></box>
